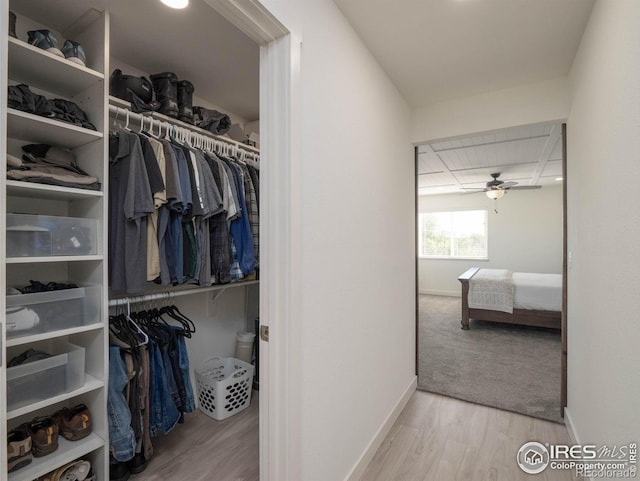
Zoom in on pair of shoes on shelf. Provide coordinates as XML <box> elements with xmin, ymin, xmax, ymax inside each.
<box><xmin>52</xmin><ymin>404</ymin><xmax>92</xmax><ymax>441</ymax></box>
<box><xmin>37</xmin><ymin>459</ymin><xmax>93</xmax><ymax>481</ymax></box>
<box><xmin>8</xmin><ymin>412</ymin><xmax>72</xmax><ymax>464</ymax></box>
<box><xmin>29</xmin><ymin>416</ymin><xmax>60</xmax><ymax>457</ymax></box>
<box><xmin>27</xmin><ymin>30</ymin><xmax>86</xmax><ymax>67</ymax></box>
<box><xmin>8</xmin><ymin>403</ymin><xmax>92</xmax><ymax>470</ymax></box>
<box><xmin>7</xmin><ymin>425</ymin><xmax>32</xmax><ymax>472</ymax></box>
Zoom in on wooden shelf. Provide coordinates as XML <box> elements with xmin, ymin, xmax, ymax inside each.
<box><xmin>6</xmin><ymin>180</ymin><xmax>103</xmax><ymax>200</ymax></box>
<box><xmin>6</xmin><ymin>109</ymin><xmax>103</xmax><ymax>148</ymax></box>
<box><xmin>8</xmin><ymin>37</ymin><xmax>104</xmax><ymax>98</ymax></box>
<box><xmin>8</xmin><ymin>433</ymin><xmax>105</xmax><ymax>481</ymax></box>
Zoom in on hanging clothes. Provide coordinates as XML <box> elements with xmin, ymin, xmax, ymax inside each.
<box><xmin>107</xmin><ymin>303</ymin><xmax>197</xmax><ymax>465</ymax></box>
<box><xmin>108</xmin><ymin>115</ymin><xmax>259</xmax><ymax>294</ymax></box>
<box><xmin>108</xmin><ymin>131</ymin><xmax>154</xmax><ymax>294</ymax></box>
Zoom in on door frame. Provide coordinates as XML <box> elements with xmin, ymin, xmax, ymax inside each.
<box><xmin>204</xmin><ymin>1</ymin><xmax>301</xmax><ymax>480</ymax></box>
<box><xmin>414</xmin><ymin>123</ymin><xmax>568</xmax><ymax>416</ymax></box>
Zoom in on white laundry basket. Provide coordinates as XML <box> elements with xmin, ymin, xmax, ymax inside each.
<box><xmin>195</xmin><ymin>357</ymin><xmax>254</xmax><ymax>421</ymax></box>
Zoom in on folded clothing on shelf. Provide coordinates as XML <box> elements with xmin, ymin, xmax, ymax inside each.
<box><xmin>193</xmin><ymin>106</ymin><xmax>231</xmax><ymax>134</ymax></box>
<box><xmin>6</xmin><ymin>144</ymin><xmax>101</xmax><ymax>191</ymax></box>
<box><xmin>8</xmin><ymin>84</ymin><xmax>97</xmax><ymax>130</ymax></box>
<box><xmin>8</xmin><ymin>348</ymin><xmax>52</xmax><ymax>367</ymax></box>
<box><xmin>11</xmin><ymin>279</ymin><xmax>80</xmax><ymax>294</ymax></box>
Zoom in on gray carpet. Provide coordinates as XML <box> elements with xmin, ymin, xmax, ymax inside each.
<box><xmin>417</xmin><ymin>294</ymin><xmax>563</xmax><ymax>423</ymax></box>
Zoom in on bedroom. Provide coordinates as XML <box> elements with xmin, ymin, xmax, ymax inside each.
<box><xmin>416</xmin><ymin>122</ymin><xmax>565</xmax><ymax>422</ymax></box>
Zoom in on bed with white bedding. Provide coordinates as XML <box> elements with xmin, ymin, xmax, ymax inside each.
<box><xmin>458</xmin><ymin>267</ymin><xmax>562</xmax><ymax>330</ymax></box>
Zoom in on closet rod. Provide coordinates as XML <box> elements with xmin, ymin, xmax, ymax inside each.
<box><xmin>108</xmin><ymin>104</ymin><xmax>260</xmax><ymax>156</ymax></box>
<box><xmin>108</xmin><ymin>280</ymin><xmax>259</xmax><ymax>307</ymax></box>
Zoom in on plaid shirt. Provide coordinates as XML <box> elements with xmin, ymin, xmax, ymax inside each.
<box><xmin>242</xmin><ymin>164</ymin><xmax>259</xmax><ymax>267</ymax></box>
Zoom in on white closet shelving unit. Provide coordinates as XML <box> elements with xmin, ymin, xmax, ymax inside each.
<box><xmin>1</xmin><ymin>4</ymin><xmax>109</xmax><ymax>481</ymax></box>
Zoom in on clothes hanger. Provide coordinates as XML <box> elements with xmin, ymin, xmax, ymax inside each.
<box><xmin>125</xmin><ymin>299</ymin><xmax>149</xmax><ymax>346</ymax></box>
<box><xmin>123</xmin><ymin>110</ymin><xmax>132</xmax><ymax>131</ymax></box>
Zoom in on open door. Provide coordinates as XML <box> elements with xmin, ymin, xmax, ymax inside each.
<box><xmin>203</xmin><ymin>2</ymin><xmax>300</xmax><ymax>480</ymax></box>
<box><xmin>561</xmin><ymin>123</ymin><xmax>568</xmax><ymax>414</ymax></box>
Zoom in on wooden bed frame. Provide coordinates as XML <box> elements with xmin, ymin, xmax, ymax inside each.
<box><xmin>458</xmin><ymin>267</ymin><xmax>561</xmax><ymax>330</ymax></box>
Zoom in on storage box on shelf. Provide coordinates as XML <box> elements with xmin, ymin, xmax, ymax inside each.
<box><xmin>6</xmin><ymin>284</ymin><xmax>101</xmax><ymax>341</ymax></box>
<box><xmin>6</xmin><ymin>214</ymin><xmax>98</xmax><ymax>257</ymax></box>
<box><xmin>6</xmin><ymin>340</ymin><xmax>85</xmax><ymax>412</ymax></box>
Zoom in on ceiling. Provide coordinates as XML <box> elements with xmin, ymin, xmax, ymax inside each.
<box><xmin>417</xmin><ymin>123</ymin><xmax>563</xmax><ymax>196</ymax></box>
<box><xmin>331</xmin><ymin>1</ymin><xmax>586</xmax><ymax>196</ymax></box>
<box><xmin>13</xmin><ymin>0</ymin><xmax>260</xmax><ymax>121</ymax></box>
<box><xmin>13</xmin><ymin>1</ymin><xmax>595</xmax><ymax>126</ymax></box>
<box><xmin>333</xmin><ymin>0</ymin><xmax>595</xmax><ymax>107</ymax></box>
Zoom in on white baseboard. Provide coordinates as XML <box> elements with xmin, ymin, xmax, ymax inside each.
<box><xmin>418</xmin><ymin>289</ymin><xmax>461</xmax><ymax>297</ymax></box>
<box><xmin>564</xmin><ymin>408</ymin><xmax>593</xmax><ymax>481</ymax></box>
<box><xmin>564</xmin><ymin>407</ymin><xmax>580</xmax><ymax>445</ymax></box>
<box><xmin>344</xmin><ymin>376</ymin><xmax>417</xmax><ymax>481</ymax></box>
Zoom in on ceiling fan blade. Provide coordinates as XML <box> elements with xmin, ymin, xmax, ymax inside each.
<box><xmin>460</xmin><ymin>187</ymin><xmax>487</xmax><ymax>190</ymax></box>
<box><xmin>507</xmin><ymin>185</ymin><xmax>542</xmax><ymax>190</ymax></box>
<box><xmin>460</xmin><ymin>190</ymin><xmax>486</xmax><ymax>195</ymax></box>
<box><xmin>501</xmin><ymin>181</ymin><xmax>518</xmax><ymax>188</ymax></box>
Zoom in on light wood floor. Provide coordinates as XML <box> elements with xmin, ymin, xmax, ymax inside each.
<box><xmin>131</xmin><ymin>390</ymin><xmax>580</xmax><ymax>481</ymax></box>
<box><xmin>134</xmin><ymin>393</ymin><xmax>259</xmax><ymax>481</ymax></box>
<box><xmin>360</xmin><ymin>390</ymin><xmax>581</xmax><ymax>481</ymax></box>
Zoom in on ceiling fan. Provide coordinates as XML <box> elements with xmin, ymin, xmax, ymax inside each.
<box><xmin>462</xmin><ymin>173</ymin><xmax>542</xmax><ymax>199</ymax></box>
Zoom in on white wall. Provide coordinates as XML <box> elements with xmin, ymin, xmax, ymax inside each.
<box><xmin>418</xmin><ymin>185</ymin><xmax>563</xmax><ymax>295</ymax></box>
<box><xmin>411</xmin><ymin>76</ymin><xmax>570</xmax><ymax>144</ymax></box>
<box><xmin>566</xmin><ymin>0</ymin><xmax>640</xmax><ymax>447</ymax></box>
<box><xmin>259</xmin><ymin>1</ymin><xmax>416</xmax><ymax>480</ymax></box>
<box><xmin>172</xmin><ymin>289</ymin><xmax>251</xmax><ymax>395</ymax></box>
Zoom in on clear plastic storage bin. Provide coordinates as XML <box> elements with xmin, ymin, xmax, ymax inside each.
<box><xmin>5</xmin><ymin>284</ymin><xmax>101</xmax><ymax>339</ymax></box>
<box><xmin>6</xmin><ymin>213</ymin><xmax>98</xmax><ymax>257</ymax></box>
<box><xmin>6</xmin><ymin>341</ymin><xmax>85</xmax><ymax>411</ymax></box>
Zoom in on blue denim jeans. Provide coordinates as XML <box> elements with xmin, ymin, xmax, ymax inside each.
<box><xmin>149</xmin><ymin>340</ymin><xmax>180</xmax><ymax>436</ymax></box>
<box><xmin>174</xmin><ymin>328</ymin><xmax>196</xmax><ymax>413</ymax></box>
<box><xmin>108</xmin><ymin>346</ymin><xmax>136</xmax><ymax>462</ymax></box>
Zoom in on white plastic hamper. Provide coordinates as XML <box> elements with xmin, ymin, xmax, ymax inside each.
<box><xmin>195</xmin><ymin>357</ymin><xmax>254</xmax><ymax>420</ymax></box>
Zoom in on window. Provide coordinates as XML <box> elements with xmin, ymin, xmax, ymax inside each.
<box><xmin>419</xmin><ymin>210</ymin><xmax>488</xmax><ymax>259</ymax></box>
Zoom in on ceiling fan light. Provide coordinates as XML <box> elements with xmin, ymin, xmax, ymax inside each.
<box><xmin>160</xmin><ymin>0</ymin><xmax>189</xmax><ymax>9</ymax></box>
<box><xmin>486</xmin><ymin>189</ymin><xmax>505</xmax><ymax>199</ymax></box>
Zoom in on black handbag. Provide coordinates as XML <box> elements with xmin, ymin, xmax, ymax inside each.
<box><xmin>109</xmin><ymin>69</ymin><xmax>154</xmax><ymax>104</ymax></box>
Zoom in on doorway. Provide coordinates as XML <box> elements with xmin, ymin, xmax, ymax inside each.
<box><xmin>415</xmin><ymin>122</ymin><xmax>567</xmax><ymax>422</ymax></box>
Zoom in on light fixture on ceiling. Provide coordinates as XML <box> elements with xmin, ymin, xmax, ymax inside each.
<box><xmin>485</xmin><ymin>189</ymin><xmax>505</xmax><ymax>200</ymax></box>
<box><xmin>160</xmin><ymin>0</ymin><xmax>189</xmax><ymax>9</ymax></box>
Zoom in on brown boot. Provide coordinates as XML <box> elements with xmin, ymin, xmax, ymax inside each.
<box><xmin>52</xmin><ymin>404</ymin><xmax>92</xmax><ymax>441</ymax></box>
<box><xmin>29</xmin><ymin>417</ymin><xmax>59</xmax><ymax>457</ymax></box>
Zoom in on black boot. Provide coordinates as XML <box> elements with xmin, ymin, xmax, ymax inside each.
<box><xmin>177</xmin><ymin>80</ymin><xmax>195</xmax><ymax>124</ymax></box>
<box><xmin>150</xmin><ymin>72</ymin><xmax>178</xmax><ymax>118</ymax></box>
<box><xmin>9</xmin><ymin>11</ymin><xmax>17</xmax><ymax>39</ymax></box>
